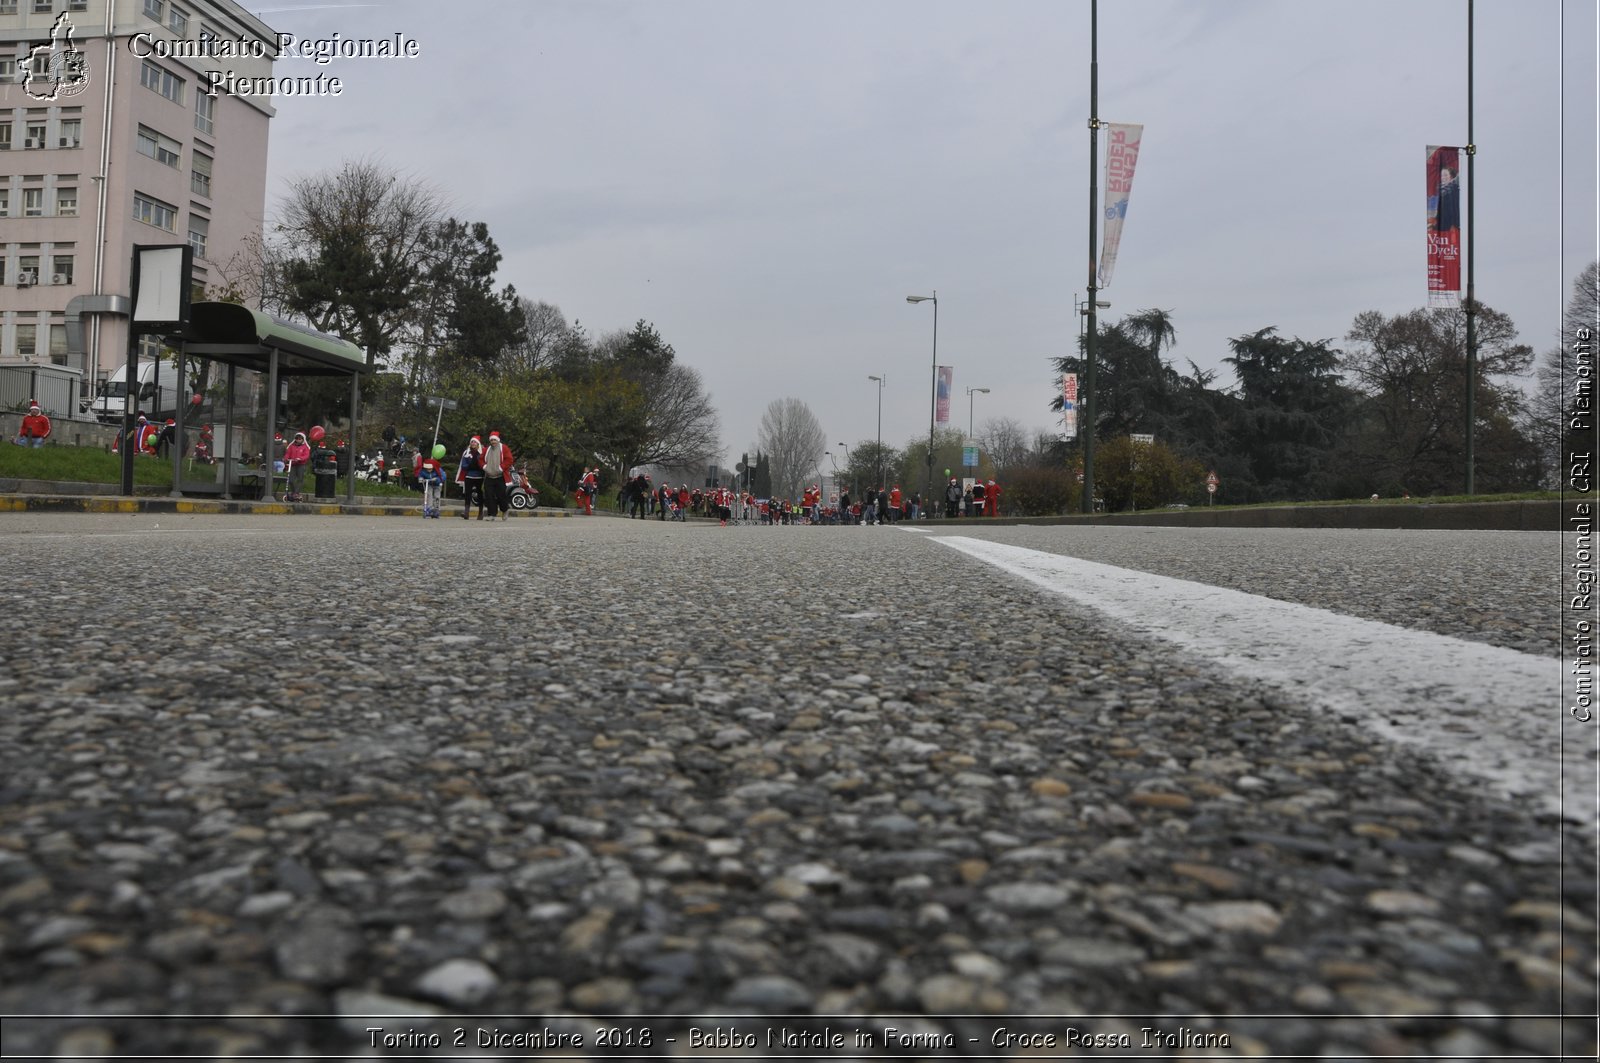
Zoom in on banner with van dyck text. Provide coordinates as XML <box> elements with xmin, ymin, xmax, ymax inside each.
<box><xmin>1426</xmin><ymin>145</ymin><xmax>1462</xmax><ymax>308</ymax></box>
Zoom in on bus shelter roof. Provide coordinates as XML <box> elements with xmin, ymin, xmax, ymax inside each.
<box><xmin>180</xmin><ymin>302</ymin><xmax>367</xmax><ymax>375</ymax></box>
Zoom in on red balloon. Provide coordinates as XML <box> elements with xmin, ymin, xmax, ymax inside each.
<box><xmin>309</xmin><ymin>425</ymin><xmax>326</xmax><ymax>443</ymax></box>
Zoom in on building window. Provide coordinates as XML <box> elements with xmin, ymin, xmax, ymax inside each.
<box><xmin>69</xmin><ymin>0</ymin><xmax>87</xmax><ymax>10</ymax></box>
<box><xmin>22</xmin><ymin>188</ymin><xmax>43</xmax><ymax>217</ymax></box>
<box><xmin>16</xmin><ymin>325</ymin><xmax>38</xmax><ymax>359</ymax></box>
<box><xmin>0</xmin><ymin>2</ymin><xmax>19</xmax><ymax>16</ymax></box>
<box><xmin>133</xmin><ymin>192</ymin><xmax>177</xmax><ymax>232</ymax></box>
<box><xmin>58</xmin><ymin>118</ymin><xmax>80</xmax><ymax>148</ymax></box>
<box><xmin>187</xmin><ymin>215</ymin><xmax>208</xmax><ymax>259</ymax></box>
<box><xmin>19</xmin><ymin>254</ymin><xmax>41</xmax><ymax>281</ymax></box>
<box><xmin>190</xmin><ymin>151</ymin><xmax>212</xmax><ymax>197</ymax></box>
<box><xmin>56</xmin><ymin>187</ymin><xmax>76</xmax><ymax>216</ymax></box>
<box><xmin>136</xmin><ymin>124</ymin><xmax>181</xmax><ymax>167</ymax></box>
<box><xmin>24</xmin><ymin>122</ymin><xmax>46</xmax><ymax>149</ymax></box>
<box><xmin>143</xmin><ymin>0</ymin><xmax>162</xmax><ymax>21</ymax></box>
<box><xmin>140</xmin><ymin>60</ymin><xmax>184</xmax><ymax>105</ymax></box>
<box><xmin>0</xmin><ymin>122</ymin><xmax>11</xmax><ymax>151</ymax></box>
<box><xmin>51</xmin><ymin>255</ymin><xmax>73</xmax><ymax>285</ymax></box>
<box><xmin>33</xmin><ymin>0</ymin><xmax>53</xmax><ymax>13</ymax></box>
<box><xmin>194</xmin><ymin>90</ymin><xmax>214</xmax><ymax>135</ymax></box>
<box><xmin>50</xmin><ymin>323</ymin><xmax>68</xmax><ymax>364</ymax></box>
<box><xmin>0</xmin><ymin>189</ymin><xmax>9</xmax><ymax>217</ymax></box>
<box><xmin>168</xmin><ymin>4</ymin><xmax>188</xmax><ymax>35</ymax></box>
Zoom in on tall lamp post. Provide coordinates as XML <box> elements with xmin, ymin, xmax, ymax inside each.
<box><xmin>966</xmin><ymin>386</ymin><xmax>989</xmax><ymax>483</ymax></box>
<box><xmin>905</xmin><ymin>293</ymin><xmax>938</xmax><ymax>505</ymax></box>
<box><xmin>1083</xmin><ymin>0</ymin><xmax>1101</xmax><ymax>514</ymax></box>
<box><xmin>867</xmin><ymin>374</ymin><xmax>885</xmax><ymax>492</ymax></box>
<box><xmin>838</xmin><ymin>442</ymin><xmax>853</xmax><ymax>499</ymax></box>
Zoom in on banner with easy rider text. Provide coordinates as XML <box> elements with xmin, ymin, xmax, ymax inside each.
<box><xmin>1062</xmin><ymin>372</ymin><xmax>1078</xmax><ymax>440</ymax></box>
<box><xmin>1426</xmin><ymin>145</ymin><xmax>1462</xmax><ymax>308</ymax></box>
<box><xmin>1098</xmin><ymin>123</ymin><xmax>1143</xmax><ymax>289</ymax></box>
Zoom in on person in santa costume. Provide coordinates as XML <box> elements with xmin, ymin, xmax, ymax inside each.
<box><xmin>578</xmin><ymin>467</ymin><xmax>599</xmax><ymax>515</ymax></box>
<box><xmin>456</xmin><ymin>436</ymin><xmax>487</xmax><ymax>520</ymax></box>
<box><xmin>481</xmin><ymin>432</ymin><xmax>514</xmax><ymax>521</ymax></box>
<box><xmin>987</xmin><ymin>479</ymin><xmax>1002</xmax><ymax>517</ymax></box>
<box><xmin>13</xmin><ymin>402</ymin><xmax>50</xmax><ymax>447</ymax></box>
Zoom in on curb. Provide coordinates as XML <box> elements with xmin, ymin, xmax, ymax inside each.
<box><xmin>0</xmin><ymin>492</ymin><xmax>575</xmax><ymax>518</ymax></box>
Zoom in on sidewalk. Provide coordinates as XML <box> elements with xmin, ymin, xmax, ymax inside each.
<box><xmin>0</xmin><ymin>477</ymin><xmax>574</xmax><ymax>518</ymax></box>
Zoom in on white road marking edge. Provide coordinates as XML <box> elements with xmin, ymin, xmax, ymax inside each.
<box><xmin>936</xmin><ymin>535</ymin><xmax>1592</xmax><ymax>826</ymax></box>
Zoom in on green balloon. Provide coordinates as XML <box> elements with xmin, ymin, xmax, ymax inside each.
<box><xmin>944</xmin><ymin>468</ymin><xmax>951</xmax><ymax>477</ymax></box>
<box><xmin>432</xmin><ymin>444</ymin><xmax>446</xmax><ymax>459</ymax></box>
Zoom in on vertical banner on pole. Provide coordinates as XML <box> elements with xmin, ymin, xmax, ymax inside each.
<box><xmin>1098</xmin><ymin>123</ymin><xmax>1143</xmax><ymax>288</ymax></box>
<box><xmin>1426</xmin><ymin>145</ymin><xmax>1462</xmax><ymax>308</ymax></box>
<box><xmin>935</xmin><ymin>366</ymin><xmax>953</xmax><ymax>426</ymax></box>
<box><xmin>1062</xmin><ymin>372</ymin><xmax>1079</xmax><ymax>439</ymax></box>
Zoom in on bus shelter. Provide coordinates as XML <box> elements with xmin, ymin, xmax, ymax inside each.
<box><xmin>174</xmin><ymin>302</ymin><xmax>367</xmax><ymax>503</ymax></box>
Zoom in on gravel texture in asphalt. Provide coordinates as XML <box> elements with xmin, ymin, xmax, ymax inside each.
<box><xmin>0</xmin><ymin>513</ymin><xmax>1592</xmax><ymax>1059</ymax></box>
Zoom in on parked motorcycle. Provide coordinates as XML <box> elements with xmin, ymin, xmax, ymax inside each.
<box><xmin>509</xmin><ymin>467</ymin><xmax>540</xmax><ymax>510</ymax></box>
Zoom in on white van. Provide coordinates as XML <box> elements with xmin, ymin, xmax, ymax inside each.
<box><xmin>84</xmin><ymin>360</ymin><xmax>183</xmax><ymax>423</ymax></box>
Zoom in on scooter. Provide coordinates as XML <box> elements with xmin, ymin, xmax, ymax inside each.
<box><xmin>508</xmin><ymin>467</ymin><xmax>540</xmax><ymax>510</ymax></box>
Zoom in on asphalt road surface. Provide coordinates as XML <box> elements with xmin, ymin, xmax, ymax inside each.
<box><xmin>0</xmin><ymin>512</ymin><xmax>1593</xmax><ymax>1060</ymax></box>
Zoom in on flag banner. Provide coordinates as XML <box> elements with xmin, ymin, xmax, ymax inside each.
<box><xmin>1098</xmin><ymin>123</ymin><xmax>1143</xmax><ymax>288</ymax></box>
<box><xmin>1426</xmin><ymin>145</ymin><xmax>1462</xmax><ymax>308</ymax></box>
<box><xmin>1063</xmin><ymin>372</ymin><xmax>1078</xmax><ymax>404</ymax></box>
<box><xmin>1063</xmin><ymin>400</ymin><xmax>1077</xmax><ymax>440</ymax></box>
<box><xmin>936</xmin><ymin>366</ymin><xmax>953</xmax><ymax>425</ymax></box>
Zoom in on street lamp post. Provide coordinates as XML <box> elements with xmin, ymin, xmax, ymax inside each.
<box><xmin>867</xmin><ymin>374</ymin><xmax>884</xmax><ymax>493</ymax></box>
<box><xmin>906</xmin><ymin>292</ymin><xmax>937</xmax><ymax>507</ymax></box>
<box><xmin>838</xmin><ymin>442</ymin><xmax>853</xmax><ymax>499</ymax></box>
<box><xmin>965</xmin><ymin>386</ymin><xmax>989</xmax><ymax>483</ymax></box>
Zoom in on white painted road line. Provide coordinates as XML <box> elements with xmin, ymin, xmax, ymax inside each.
<box><xmin>936</xmin><ymin>536</ymin><xmax>1594</xmax><ymax>826</ymax></box>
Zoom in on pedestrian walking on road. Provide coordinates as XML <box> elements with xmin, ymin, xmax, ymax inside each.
<box><xmin>457</xmin><ymin>436</ymin><xmax>487</xmax><ymax>520</ymax></box>
<box><xmin>12</xmin><ymin>402</ymin><xmax>50</xmax><ymax>447</ymax></box>
<box><xmin>482</xmin><ymin>433</ymin><xmax>513</xmax><ymax>521</ymax></box>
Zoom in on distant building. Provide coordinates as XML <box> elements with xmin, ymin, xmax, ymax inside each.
<box><xmin>1</xmin><ymin>0</ymin><xmax>276</xmax><ymax>406</ymax></box>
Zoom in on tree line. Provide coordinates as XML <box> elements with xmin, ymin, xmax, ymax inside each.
<box><xmin>214</xmin><ymin>160</ymin><xmax>721</xmax><ymax>495</ymax></box>
<box><xmin>817</xmin><ymin>264</ymin><xmax>1592</xmax><ymax>515</ymax></box>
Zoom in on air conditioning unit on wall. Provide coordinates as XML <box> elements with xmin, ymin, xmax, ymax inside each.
<box><xmin>17</xmin><ymin>270</ymin><xmax>38</xmax><ymax>287</ymax></box>
<box><xmin>51</xmin><ymin>273</ymin><xmax>68</xmax><ymax>285</ymax></box>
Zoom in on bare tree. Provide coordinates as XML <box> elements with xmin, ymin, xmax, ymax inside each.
<box><xmin>1529</xmin><ymin>261</ymin><xmax>1598</xmax><ymax>486</ymax></box>
<box><xmin>758</xmin><ymin>397</ymin><xmax>827</xmax><ymax>500</ymax></box>
<box><xmin>639</xmin><ymin>362</ymin><xmax>722</xmax><ymax>471</ymax></box>
<box><xmin>504</xmin><ymin>299</ymin><xmax>570</xmax><ymax>377</ymax></box>
<box><xmin>265</xmin><ymin>158</ymin><xmax>448</xmax><ymax>367</ymax></box>
<box><xmin>977</xmin><ymin>416</ymin><xmax>1033</xmax><ymax>473</ymax></box>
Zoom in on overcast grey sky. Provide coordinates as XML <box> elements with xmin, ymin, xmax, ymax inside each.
<box><xmin>256</xmin><ymin>0</ymin><xmax>1597</xmax><ymax>468</ymax></box>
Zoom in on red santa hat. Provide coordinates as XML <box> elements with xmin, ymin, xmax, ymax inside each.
<box><xmin>28</xmin><ymin>401</ymin><xmax>40</xmax><ymax>411</ymax></box>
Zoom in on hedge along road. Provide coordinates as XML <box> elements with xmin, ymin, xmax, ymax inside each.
<box><xmin>0</xmin><ymin>512</ymin><xmax>1592</xmax><ymax>1059</ymax></box>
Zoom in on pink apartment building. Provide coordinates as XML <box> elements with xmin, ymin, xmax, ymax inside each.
<box><xmin>1</xmin><ymin>0</ymin><xmax>275</xmax><ymax>406</ymax></box>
